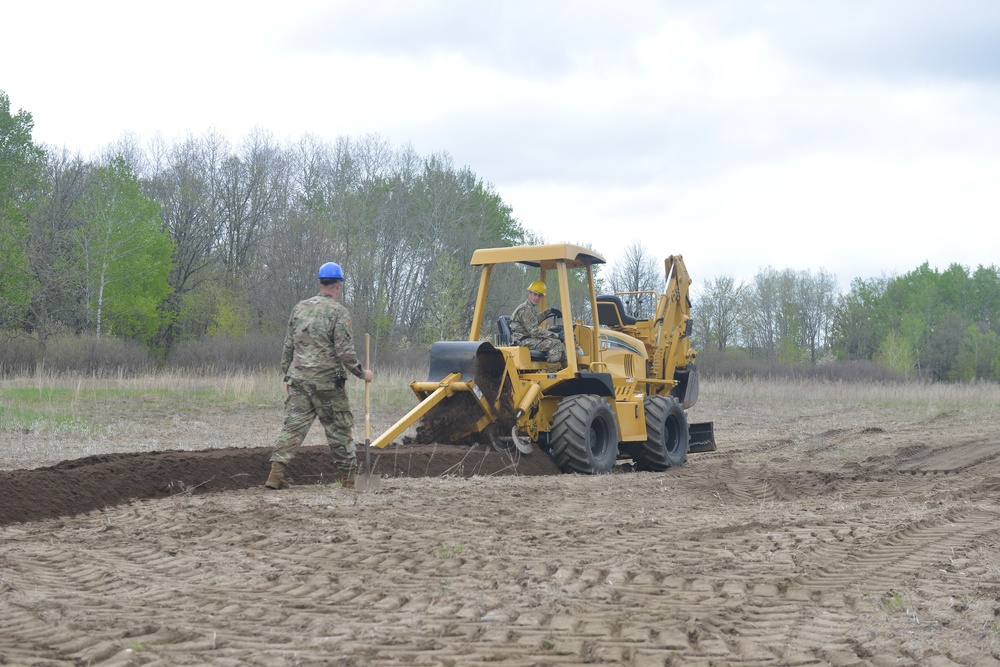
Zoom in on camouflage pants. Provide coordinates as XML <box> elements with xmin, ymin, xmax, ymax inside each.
<box><xmin>270</xmin><ymin>380</ymin><xmax>356</xmax><ymax>476</ymax></box>
<box><xmin>523</xmin><ymin>336</ymin><xmax>566</xmax><ymax>364</ymax></box>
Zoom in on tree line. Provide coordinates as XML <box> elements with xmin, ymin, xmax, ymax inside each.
<box><xmin>693</xmin><ymin>261</ymin><xmax>1000</xmax><ymax>381</ymax></box>
<box><xmin>1</xmin><ymin>91</ymin><xmax>544</xmax><ymax>366</ymax></box>
<box><xmin>2</xmin><ymin>91</ymin><xmax>998</xmax><ymax>381</ymax></box>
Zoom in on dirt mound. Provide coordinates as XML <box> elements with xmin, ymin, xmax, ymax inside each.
<box><xmin>0</xmin><ymin>443</ymin><xmax>560</xmax><ymax>526</ymax></box>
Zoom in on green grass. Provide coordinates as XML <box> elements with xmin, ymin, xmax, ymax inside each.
<box><xmin>0</xmin><ymin>402</ymin><xmax>95</xmax><ymax>434</ymax></box>
<box><xmin>435</xmin><ymin>541</ymin><xmax>467</xmax><ymax>559</ymax></box>
<box><xmin>0</xmin><ymin>386</ymin><xmax>235</xmax><ymax>435</ymax></box>
<box><xmin>881</xmin><ymin>591</ymin><xmax>909</xmax><ymax>613</ymax></box>
<box><xmin>862</xmin><ymin>589</ymin><xmax>913</xmax><ymax>615</ymax></box>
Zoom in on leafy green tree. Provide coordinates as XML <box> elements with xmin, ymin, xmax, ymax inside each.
<box><xmin>878</xmin><ymin>262</ymin><xmax>1000</xmax><ymax>380</ymax></box>
<box><xmin>882</xmin><ymin>263</ymin><xmax>943</xmax><ymax>376</ymax></box>
<box><xmin>72</xmin><ymin>156</ymin><xmax>173</xmax><ymax>341</ymax></box>
<box><xmin>207</xmin><ymin>286</ymin><xmax>253</xmax><ymax>337</ymax></box>
<box><xmin>955</xmin><ymin>324</ymin><xmax>999</xmax><ymax>381</ymax></box>
<box><xmin>831</xmin><ymin>276</ymin><xmax>890</xmax><ymax>361</ymax></box>
<box><xmin>0</xmin><ymin>91</ymin><xmax>46</xmax><ymax>331</ymax></box>
<box><xmin>970</xmin><ymin>265</ymin><xmax>1000</xmax><ymax>334</ymax></box>
<box><xmin>0</xmin><ymin>91</ymin><xmax>44</xmax><ymax>213</ymax></box>
<box><xmin>874</xmin><ymin>329</ymin><xmax>916</xmax><ymax>378</ymax></box>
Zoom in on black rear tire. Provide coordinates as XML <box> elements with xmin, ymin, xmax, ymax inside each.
<box><xmin>550</xmin><ymin>395</ymin><xmax>618</xmax><ymax>474</ymax></box>
<box><xmin>623</xmin><ymin>396</ymin><xmax>688</xmax><ymax>471</ymax></box>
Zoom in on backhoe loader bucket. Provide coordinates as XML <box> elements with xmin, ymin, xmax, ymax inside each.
<box><xmin>688</xmin><ymin>421</ymin><xmax>717</xmax><ymax>453</ymax></box>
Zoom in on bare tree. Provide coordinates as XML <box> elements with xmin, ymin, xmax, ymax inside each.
<box><xmin>798</xmin><ymin>269</ymin><xmax>838</xmax><ymax>364</ymax></box>
<box><xmin>743</xmin><ymin>267</ymin><xmax>782</xmax><ymax>361</ymax></box>
<box><xmin>20</xmin><ymin>150</ymin><xmax>88</xmax><ymax>346</ymax></box>
<box><xmin>143</xmin><ymin>131</ymin><xmax>229</xmax><ymax>347</ymax></box>
<box><xmin>695</xmin><ymin>274</ymin><xmax>745</xmax><ymax>351</ymax></box>
<box><xmin>605</xmin><ymin>242</ymin><xmax>662</xmax><ymax>318</ymax></box>
<box><xmin>258</xmin><ymin>212</ymin><xmax>338</xmax><ymax>327</ymax></box>
<box><xmin>216</xmin><ymin>128</ymin><xmax>289</xmax><ymax>288</ymax></box>
<box><xmin>742</xmin><ymin>267</ymin><xmax>839</xmax><ymax>364</ymax></box>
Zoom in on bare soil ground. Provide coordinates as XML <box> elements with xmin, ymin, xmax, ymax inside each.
<box><xmin>2</xmin><ymin>378</ymin><xmax>1000</xmax><ymax>666</ymax></box>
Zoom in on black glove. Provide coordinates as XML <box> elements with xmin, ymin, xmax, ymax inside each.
<box><xmin>548</xmin><ymin>308</ymin><xmax>562</xmax><ymax>319</ymax></box>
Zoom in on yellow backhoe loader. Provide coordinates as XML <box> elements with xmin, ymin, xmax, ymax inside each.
<box><xmin>370</xmin><ymin>243</ymin><xmax>716</xmax><ymax>474</ymax></box>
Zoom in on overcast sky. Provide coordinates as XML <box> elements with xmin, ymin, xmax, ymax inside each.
<box><xmin>4</xmin><ymin>0</ymin><xmax>999</xmax><ymax>293</ymax></box>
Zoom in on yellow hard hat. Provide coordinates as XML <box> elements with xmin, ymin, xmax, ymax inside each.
<box><xmin>528</xmin><ymin>280</ymin><xmax>546</xmax><ymax>295</ymax></box>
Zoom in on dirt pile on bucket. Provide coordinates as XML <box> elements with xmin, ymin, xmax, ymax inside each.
<box><xmin>407</xmin><ymin>348</ymin><xmax>517</xmax><ymax>446</ymax></box>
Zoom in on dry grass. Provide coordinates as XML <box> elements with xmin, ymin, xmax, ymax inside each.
<box><xmin>2</xmin><ymin>371</ymin><xmax>998</xmax><ymax>471</ymax></box>
<box><xmin>0</xmin><ymin>367</ymin><xmax>426</xmax><ymax>470</ymax></box>
<box><xmin>705</xmin><ymin>376</ymin><xmax>1000</xmax><ymax>406</ymax></box>
<box><xmin>0</xmin><ymin>366</ymin><xmax>424</xmax><ymax>410</ymax></box>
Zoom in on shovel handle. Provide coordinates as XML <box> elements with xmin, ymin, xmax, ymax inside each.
<box><xmin>364</xmin><ymin>333</ymin><xmax>371</xmax><ymax>441</ymax></box>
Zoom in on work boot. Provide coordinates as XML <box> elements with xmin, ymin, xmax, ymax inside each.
<box><xmin>264</xmin><ymin>461</ymin><xmax>290</xmax><ymax>490</ymax></box>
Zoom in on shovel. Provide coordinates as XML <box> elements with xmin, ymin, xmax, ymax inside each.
<box><xmin>355</xmin><ymin>333</ymin><xmax>381</xmax><ymax>492</ymax></box>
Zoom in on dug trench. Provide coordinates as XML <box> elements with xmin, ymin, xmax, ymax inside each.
<box><xmin>1</xmin><ymin>354</ymin><xmax>556</xmax><ymax>527</ymax></box>
<box><xmin>0</xmin><ymin>443</ymin><xmax>562</xmax><ymax>526</ymax></box>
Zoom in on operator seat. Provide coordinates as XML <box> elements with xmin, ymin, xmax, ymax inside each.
<box><xmin>497</xmin><ymin>316</ymin><xmax>547</xmax><ymax>361</ymax></box>
<box><xmin>596</xmin><ymin>294</ymin><xmax>638</xmax><ymax>327</ymax></box>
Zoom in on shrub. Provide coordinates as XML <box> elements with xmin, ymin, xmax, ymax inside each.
<box><xmin>698</xmin><ymin>349</ymin><xmax>904</xmax><ymax>383</ymax></box>
<box><xmin>43</xmin><ymin>334</ymin><xmax>155</xmax><ymax>376</ymax></box>
<box><xmin>0</xmin><ymin>333</ymin><xmax>40</xmax><ymax>376</ymax></box>
<box><xmin>169</xmin><ymin>333</ymin><xmax>283</xmax><ymax>374</ymax></box>
<box><xmin>0</xmin><ymin>333</ymin><xmax>156</xmax><ymax>377</ymax></box>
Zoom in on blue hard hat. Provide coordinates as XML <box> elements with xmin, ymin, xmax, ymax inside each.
<box><xmin>318</xmin><ymin>262</ymin><xmax>344</xmax><ymax>279</ymax></box>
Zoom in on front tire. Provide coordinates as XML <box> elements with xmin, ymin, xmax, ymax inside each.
<box><xmin>550</xmin><ymin>395</ymin><xmax>618</xmax><ymax>474</ymax></box>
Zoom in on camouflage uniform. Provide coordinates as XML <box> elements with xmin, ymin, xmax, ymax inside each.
<box><xmin>510</xmin><ymin>300</ymin><xmax>566</xmax><ymax>367</ymax></box>
<box><xmin>270</xmin><ymin>293</ymin><xmax>366</xmax><ymax>479</ymax></box>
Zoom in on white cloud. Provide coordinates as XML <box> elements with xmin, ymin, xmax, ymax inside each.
<box><xmin>2</xmin><ymin>0</ymin><xmax>999</xmax><ymax>291</ymax></box>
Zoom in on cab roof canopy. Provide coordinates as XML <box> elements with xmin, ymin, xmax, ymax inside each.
<box><xmin>470</xmin><ymin>243</ymin><xmax>606</xmax><ymax>270</ymax></box>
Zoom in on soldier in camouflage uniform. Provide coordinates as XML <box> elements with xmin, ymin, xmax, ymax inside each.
<box><xmin>510</xmin><ymin>279</ymin><xmax>566</xmax><ymax>373</ymax></box>
<box><xmin>265</xmin><ymin>262</ymin><xmax>373</xmax><ymax>490</ymax></box>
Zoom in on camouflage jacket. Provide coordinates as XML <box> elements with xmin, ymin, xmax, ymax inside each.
<box><xmin>510</xmin><ymin>300</ymin><xmax>557</xmax><ymax>344</ymax></box>
<box><xmin>281</xmin><ymin>293</ymin><xmax>364</xmax><ymax>388</ymax></box>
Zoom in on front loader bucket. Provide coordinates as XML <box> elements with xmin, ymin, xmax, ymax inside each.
<box><xmin>427</xmin><ymin>341</ymin><xmax>489</xmax><ymax>382</ymax></box>
<box><xmin>687</xmin><ymin>421</ymin><xmax>717</xmax><ymax>453</ymax></box>
<box><xmin>369</xmin><ymin>341</ymin><xmax>510</xmax><ymax>449</ymax></box>
<box><xmin>417</xmin><ymin>341</ymin><xmax>508</xmax><ymax>443</ymax></box>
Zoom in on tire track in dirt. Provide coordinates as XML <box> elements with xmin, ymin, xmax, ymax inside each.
<box><xmin>704</xmin><ymin>438</ymin><xmax>1000</xmax><ymax>507</ymax></box>
<box><xmin>3</xmin><ymin>471</ymin><xmax>997</xmax><ymax>666</ymax></box>
<box><xmin>891</xmin><ymin>440</ymin><xmax>1000</xmax><ymax>474</ymax></box>
<box><xmin>3</xmin><ymin>395</ymin><xmax>1000</xmax><ymax>665</ymax></box>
